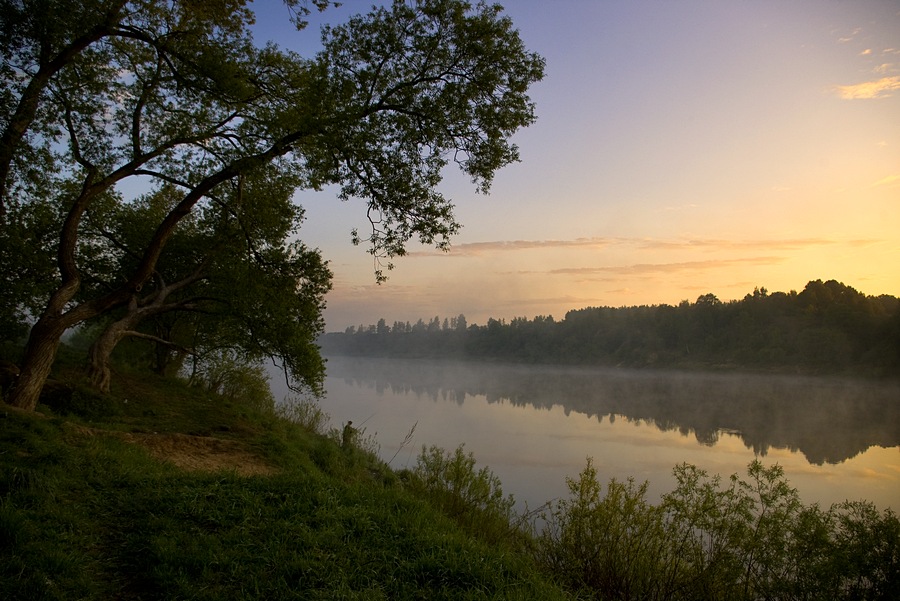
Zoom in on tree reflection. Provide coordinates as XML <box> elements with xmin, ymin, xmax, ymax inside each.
<box><xmin>327</xmin><ymin>356</ymin><xmax>900</xmax><ymax>465</ymax></box>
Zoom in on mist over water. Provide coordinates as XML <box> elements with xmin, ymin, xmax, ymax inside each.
<box><xmin>273</xmin><ymin>356</ymin><xmax>900</xmax><ymax>512</ymax></box>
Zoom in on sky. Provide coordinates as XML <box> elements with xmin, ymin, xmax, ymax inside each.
<box><xmin>254</xmin><ymin>0</ymin><xmax>900</xmax><ymax>331</ymax></box>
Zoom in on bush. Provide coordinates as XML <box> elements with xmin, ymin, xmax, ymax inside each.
<box><xmin>829</xmin><ymin>500</ymin><xmax>900</xmax><ymax>600</ymax></box>
<box><xmin>409</xmin><ymin>444</ymin><xmax>516</xmax><ymax>545</ymax></box>
<box><xmin>537</xmin><ymin>458</ymin><xmax>670</xmax><ymax>599</ymax></box>
<box><xmin>537</xmin><ymin>459</ymin><xmax>900</xmax><ymax>600</ymax></box>
<box><xmin>37</xmin><ymin>380</ymin><xmax>122</xmax><ymax>419</ymax></box>
<box><xmin>189</xmin><ymin>351</ymin><xmax>274</xmax><ymax>413</ymax></box>
<box><xmin>276</xmin><ymin>393</ymin><xmax>329</xmax><ymax>434</ymax></box>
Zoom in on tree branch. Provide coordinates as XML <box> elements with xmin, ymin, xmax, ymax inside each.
<box><xmin>0</xmin><ymin>0</ymin><xmax>129</xmax><ymax>219</ymax></box>
<box><xmin>121</xmin><ymin>330</ymin><xmax>196</xmax><ymax>355</ymax></box>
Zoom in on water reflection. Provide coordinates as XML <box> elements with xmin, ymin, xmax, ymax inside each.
<box><xmin>268</xmin><ymin>356</ymin><xmax>899</xmax><ymax>511</ymax></box>
<box><xmin>323</xmin><ymin>356</ymin><xmax>900</xmax><ymax>466</ymax></box>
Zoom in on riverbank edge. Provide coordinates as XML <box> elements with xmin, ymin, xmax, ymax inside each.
<box><xmin>0</xmin><ymin>360</ymin><xmax>570</xmax><ymax>600</ymax></box>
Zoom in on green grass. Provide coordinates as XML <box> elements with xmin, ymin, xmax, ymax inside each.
<box><xmin>0</xmin><ymin>357</ymin><xmax>570</xmax><ymax>600</ymax></box>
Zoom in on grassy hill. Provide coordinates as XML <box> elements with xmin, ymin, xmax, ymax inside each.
<box><xmin>0</xmin><ymin>350</ymin><xmax>569</xmax><ymax>600</ymax></box>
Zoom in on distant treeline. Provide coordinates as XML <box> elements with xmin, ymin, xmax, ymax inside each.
<box><xmin>320</xmin><ymin>280</ymin><xmax>900</xmax><ymax>376</ymax></box>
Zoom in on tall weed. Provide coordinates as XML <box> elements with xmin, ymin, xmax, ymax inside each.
<box><xmin>189</xmin><ymin>350</ymin><xmax>274</xmax><ymax>412</ymax></box>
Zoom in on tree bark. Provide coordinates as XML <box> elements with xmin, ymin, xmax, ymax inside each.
<box><xmin>7</xmin><ymin>317</ymin><xmax>67</xmax><ymax>411</ymax></box>
<box><xmin>87</xmin><ymin>266</ymin><xmax>206</xmax><ymax>391</ymax></box>
<box><xmin>88</xmin><ymin>321</ymin><xmax>194</xmax><ymax>393</ymax></box>
<box><xmin>87</xmin><ymin>318</ymin><xmax>132</xmax><ymax>393</ymax></box>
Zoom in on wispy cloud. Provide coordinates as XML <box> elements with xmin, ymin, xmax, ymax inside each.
<box><xmin>634</xmin><ymin>238</ymin><xmax>856</xmax><ymax>252</ymax></box>
<box><xmin>838</xmin><ymin>27</ymin><xmax>862</xmax><ymax>43</ymax></box>
<box><xmin>548</xmin><ymin>256</ymin><xmax>785</xmax><ymax>277</ymax></box>
<box><xmin>409</xmin><ymin>236</ymin><xmax>879</xmax><ymax>259</ymax></box>
<box><xmin>834</xmin><ymin>75</ymin><xmax>900</xmax><ymax>99</ymax></box>
<box><xmin>872</xmin><ymin>174</ymin><xmax>900</xmax><ymax>188</ymax></box>
<box><xmin>490</xmin><ymin>294</ymin><xmax>607</xmax><ymax>311</ymax></box>
<box><xmin>408</xmin><ymin>237</ymin><xmax>613</xmax><ymax>257</ymax></box>
<box><xmin>659</xmin><ymin>203</ymin><xmax>699</xmax><ymax>212</ymax></box>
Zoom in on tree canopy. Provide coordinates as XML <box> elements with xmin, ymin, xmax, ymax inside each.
<box><xmin>0</xmin><ymin>0</ymin><xmax>545</xmax><ymax>410</ymax></box>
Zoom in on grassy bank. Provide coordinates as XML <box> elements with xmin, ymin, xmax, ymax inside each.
<box><xmin>3</xmin><ymin>348</ymin><xmax>898</xmax><ymax>600</ymax></box>
<box><xmin>0</xmin><ymin>357</ymin><xmax>569</xmax><ymax>600</ymax></box>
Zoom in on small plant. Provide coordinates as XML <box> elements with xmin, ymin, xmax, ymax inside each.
<box><xmin>388</xmin><ymin>420</ymin><xmax>418</xmax><ymax>466</ymax></box>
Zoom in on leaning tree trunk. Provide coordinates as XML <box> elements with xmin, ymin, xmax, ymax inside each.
<box><xmin>6</xmin><ymin>125</ymin><xmax>285</xmax><ymax>410</ymax></box>
<box><xmin>89</xmin><ymin>325</ymin><xmax>196</xmax><ymax>392</ymax></box>
<box><xmin>87</xmin><ymin>318</ymin><xmax>134</xmax><ymax>393</ymax></box>
<box><xmin>87</xmin><ymin>286</ymin><xmax>201</xmax><ymax>393</ymax></box>
<box><xmin>7</xmin><ymin>316</ymin><xmax>68</xmax><ymax>411</ymax></box>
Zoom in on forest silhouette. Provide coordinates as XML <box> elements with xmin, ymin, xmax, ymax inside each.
<box><xmin>322</xmin><ymin>279</ymin><xmax>900</xmax><ymax>377</ymax></box>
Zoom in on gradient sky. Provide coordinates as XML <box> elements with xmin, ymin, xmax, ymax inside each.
<box><xmin>255</xmin><ymin>0</ymin><xmax>900</xmax><ymax>330</ymax></box>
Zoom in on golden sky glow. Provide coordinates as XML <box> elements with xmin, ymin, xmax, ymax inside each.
<box><xmin>257</xmin><ymin>0</ymin><xmax>900</xmax><ymax>329</ymax></box>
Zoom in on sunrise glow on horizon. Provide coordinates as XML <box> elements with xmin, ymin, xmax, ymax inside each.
<box><xmin>256</xmin><ymin>0</ymin><xmax>900</xmax><ymax>330</ymax></box>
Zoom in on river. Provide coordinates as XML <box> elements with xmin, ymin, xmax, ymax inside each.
<box><xmin>272</xmin><ymin>356</ymin><xmax>900</xmax><ymax>512</ymax></box>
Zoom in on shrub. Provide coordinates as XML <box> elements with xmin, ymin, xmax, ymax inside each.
<box><xmin>276</xmin><ymin>393</ymin><xmax>329</xmax><ymax>434</ymax></box>
<box><xmin>828</xmin><ymin>500</ymin><xmax>900</xmax><ymax>599</ymax></box>
<box><xmin>37</xmin><ymin>380</ymin><xmax>122</xmax><ymax>419</ymax></box>
<box><xmin>537</xmin><ymin>459</ymin><xmax>900</xmax><ymax>601</ymax></box>
<box><xmin>410</xmin><ymin>444</ymin><xmax>516</xmax><ymax>545</ymax></box>
<box><xmin>537</xmin><ymin>458</ymin><xmax>670</xmax><ymax>599</ymax></box>
<box><xmin>189</xmin><ymin>350</ymin><xmax>274</xmax><ymax>412</ymax></box>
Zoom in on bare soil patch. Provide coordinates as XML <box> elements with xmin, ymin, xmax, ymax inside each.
<box><xmin>126</xmin><ymin>432</ymin><xmax>278</xmax><ymax>476</ymax></box>
<box><xmin>73</xmin><ymin>425</ymin><xmax>278</xmax><ymax>476</ymax></box>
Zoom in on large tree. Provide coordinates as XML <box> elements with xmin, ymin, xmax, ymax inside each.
<box><xmin>1</xmin><ymin>0</ymin><xmax>545</xmax><ymax>410</ymax></box>
<box><xmin>82</xmin><ymin>164</ymin><xmax>332</xmax><ymax>395</ymax></box>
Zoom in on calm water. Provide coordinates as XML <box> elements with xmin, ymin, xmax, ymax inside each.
<box><xmin>274</xmin><ymin>356</ymin><xmax>900</xmax><ymax>512</ymax></box>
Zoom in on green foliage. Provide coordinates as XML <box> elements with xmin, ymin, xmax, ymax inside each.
<box><xmin>0</xmin><ymin>200</ymin><xmax>61</xmax><ymax>342</ymax></box>
<box><xmin>319</xmin><ymin>0</ymin><xmax>545</xmax><ymax>274</ymax></box>
<box><xmin>2</xmin><ymin>0</ymin><xmax>545</xmax><ymax>410</ymax></box>
<box><xmin>189</xmin><ymin>350</ymin><xmax>275</xmax><ymax>413</ymax></box>
<box><xmin>322</xmin><ymin>280</ymin><xmax>900</xmax><ymax>376</ymax></box>
<box><xmin>276</xmin><ymin>393</ymin><xmax>330</xmax><ymax>435</ymax></box>
<box><xmin>537</xmin><ymin>458</ymin><xmax>900</xmax><ymax>600</ymax></box>
<box><xmin>37</xmin><ymin>382</ymin><xmax>122</xmax><ymax>420</ymax></box>
<box><xmin>1</xmin><ymin>358</ymin><xmax>897</xmax><ymax>599</ymax></box>
<box><xmin>537</xmin><ymin>458</ymin><xmax>671</xmax><ymax>599</ymax></box>
<box><xmin>829</xmin><ymin>500</ymin><xmax>900</xmax><ymax>599</ymax></box>
<box><xmin>408</xmin><ymin>444</ymin><xmax>517</xmax><ymax>545</ymax></box>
